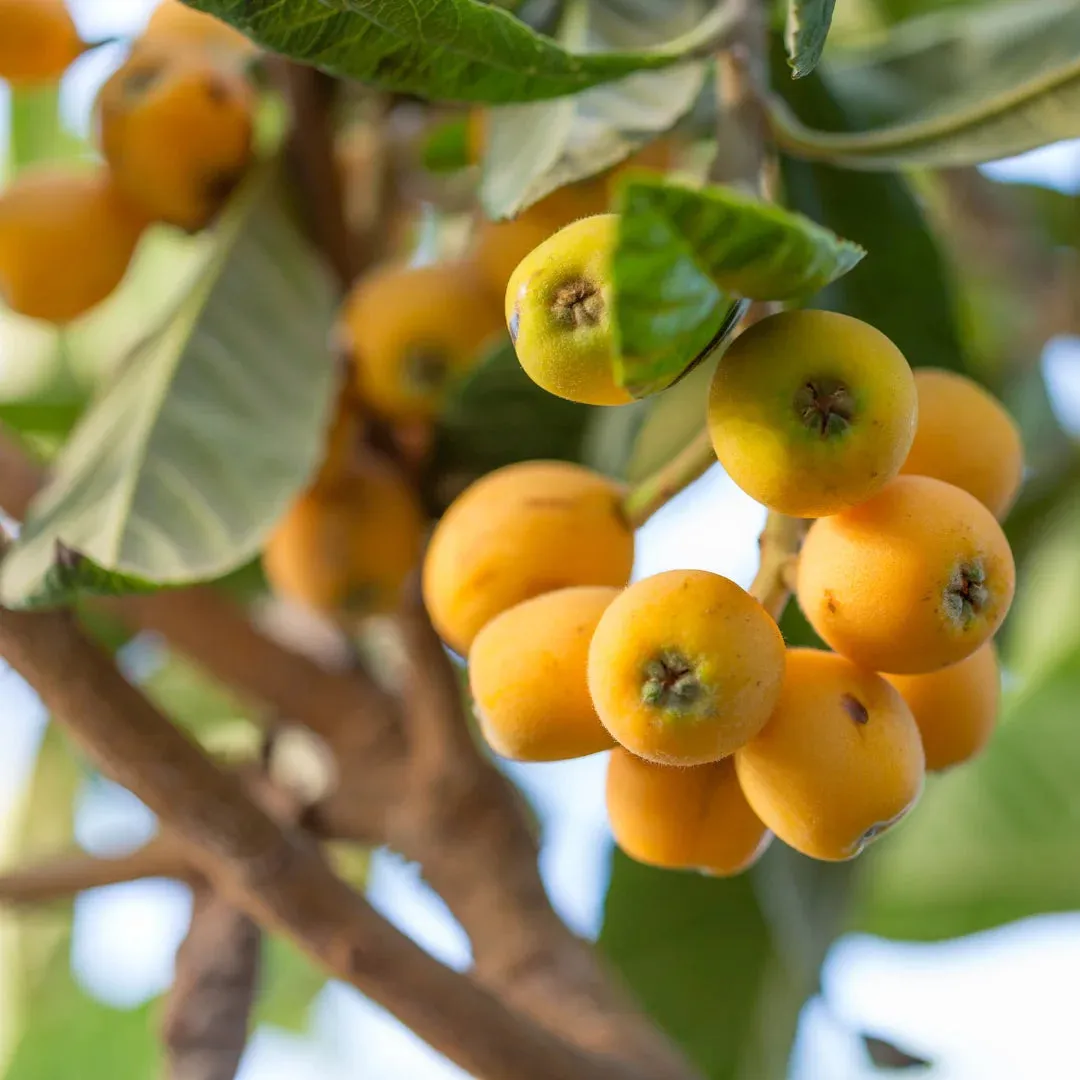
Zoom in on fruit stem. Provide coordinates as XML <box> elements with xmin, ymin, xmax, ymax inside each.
<box><xmin>749</xmin><ymin>512</ymin><xmax>808</xmax><ymax>622</ymax></box>
<box><xmin>621</xmin><ymin>429</ymin><xmax>717</xmax><ymax>530</ymax></box>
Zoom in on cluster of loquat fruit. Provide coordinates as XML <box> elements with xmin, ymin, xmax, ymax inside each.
<box><xmin>262</xmin><ymin>111</ymin><xmax>1023</xmax><ymax>873</ymax></box>
<box><xmin>0</xmin><ymin>0</ymin><xmax>258</xmax><ymax>323</ymax></box>
<box><xmin>426</xmin><ymin>209</ymin><xmax>1022</xmax><ymax>873</ymax></box>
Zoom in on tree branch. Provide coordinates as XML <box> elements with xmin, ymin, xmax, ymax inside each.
<box><xmin>748</xmin><ymin>512</ymin><xmax>807</xmax><ymax>622</ymax></box>
<box><xmin>162</xmin><ymin>886</ymin><xmax>261</xmax><ymax>1080</ymax></box>
<box><xmin>0</xmin><ymin>601</ymin><xmax>678</xmax><ymax>1080</ymax></box>
<box><xmin>0</xmin><ymin>837</ymin><xmax>191</xmax><ymax>905</ymax></box>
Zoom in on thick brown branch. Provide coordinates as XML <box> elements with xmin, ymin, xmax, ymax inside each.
<box><xmin>162</xmin><ymin>887</ymin><xmax>261</xmax><ymax>1080</ymax></box>
<box><xmin>0</xmin><ymin>837</ymin><xmax>191</xmax><ymax>905</ymax></box>
<box><xmin>0</xmin><ymin>602</ymin><xmax>679</xmax><ymax>1080</ymax></box>
<box><xmin>383</xmin><ymin>587</ymin><xmax>697</xmax><ymax>1076</ymax></box>
<box><xmin>0</xmin><ymin>428</ymin><xmax>45</xmax><ymax>519</ymax></box>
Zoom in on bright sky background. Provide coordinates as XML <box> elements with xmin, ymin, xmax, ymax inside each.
<box><xmin>3</xmin><ymin>3</ymin><xmax>1080</xmax><ymax>1077</ymax></box>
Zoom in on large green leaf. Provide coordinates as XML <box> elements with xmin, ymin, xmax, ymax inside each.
<box><xmin>770</xmin><ymin>0</ymin><xmax>1080</xmax><ymax>168</ymax></box>
<box><xmin>776</xmin><ymin>50</ymin><xmax>966</xmax><ymax>373</ymax></box>
<box><xmin>601</xmin><ymin>846</ymin><xmax>853</xmax><ymax>1080</ymax></box>
<box><xmin>785</xmin><ymin>0</ymin><xmax>837</xmax><ymax>78</ymax></box>
<box><xmin>480</xmin><ymin>0</ymin><xmax>712</xmax><ymax>219</ymax></box>
<box><xmin>0</xmin><ymin>166</ymin><xmax>338</xmax><ymax>609</ymax></box>
<box><xmin>183</xmin><ymin>0</ymin><xmax>730</xmax><ymax>104</ymax></box>
<box><xmin>612</xmin><ymin>177</ymin><xmax>862</xmax><ymax>397</ymax></box>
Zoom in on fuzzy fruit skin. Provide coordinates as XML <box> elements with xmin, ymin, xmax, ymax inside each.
<box><xmin>900</xmin><ymin>368</ymin><xmax>1024</xmax><ymax>519</ymax></box>
<box><xmin>0</xmin><ymin>0</ymin><xmax>82</xmax><ymax>85</ymax></box>
<box><xmin>735</xmin><ymin>649</ymin><xmax>925</xmax><ymax>862</ymax></box>
<box><xmin>264</xmin><ymin>459</ymin><xmax>424</xmax><ymax>617</ymax></box>
<box><xmin>340</xmin><ymin>260</ymin><xmax>504</xmax><ymax>422</ymax></box>
<box><xmin>606</xmin><ymin>748</ymin><xmax>770</xmax><ymax>875</ymax></box>
<box><xmin>0</xmin><ymin>165</ymin><xmax>147</xmax><ymax>323</ymax></box>
<box><xmin>96</xmin><ymin>46</ymin><xmax>256</xmax><ymax>232</ymax></box>
<box><xmin>469</xmin><ymin>587</ymin><xmax>618</xmax><ymax>762</ymax></box>
<box><xmin>708</xmin><ymin>310</ymin><xmax>918</xmax><ymax>517</ymax></box>
<box><xmin>796</xmin><ymin>475</ymin><xmax>1016</xmax><ymax>675</ymax></box>
<box><xmin>587</xmin><ymin>569</ymin><xmax>786</xmax><ymax>766</ymax></box>
<box><xmin>883</xmin><ymin>642</ymin><xmax>1000</xmax><ymax>771</ymax></box>
<box><xmin>506</xmin><ymin>214</ymin><xmax>631</xmax><ymax>407</ymax></box>
<box><xmin>143</xmin><ymin>0</ymin><xmax>257</xmax><ymax>57</ymax></box>
<box><xmin>423</xmin><ymin>461</ymin><xmax>633</xmax><ymax>656</ymax></box>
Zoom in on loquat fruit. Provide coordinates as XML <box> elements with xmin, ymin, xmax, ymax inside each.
<box><xmin>0</xmin><ymin>165</ymin><xmax>147</xmax><ymax>324</ymax></box>
<box><xmin>587</xmin><ymin>569</ymin><xmax>786</xmax><ymax>766</ymax></box>
<box><xmin>506</xmin><ymin>213</ymin><xmax>632</xmax><ymax>407</ymax></box>
<box><xmin>422</xmin><ymin>460</ymin><xmax>634</xmax><ymax>656</ymax></box>
<box><xmin>900</xmin><ymin>368</ymin><xmax>1024</xmax><ymax>519</ymax></box>
<box><xmin>735</xmin><ymin>649</ymin><xmax>925</xmax><ymax>862</ymax></box>
<box><xmin>708</xmin><ymin>310</ymin><xmax>918</xmax><ymax>517</ymax></box>
<box><xmin>96</xmin><ymin>45</ymin><xmax>256</xmax><ymax>232</ymax></box>
<box><xmin>468</xmin><ymin>586</ymin><xmax>618</xmax><ymax>761</ymax></box>
<box><xmin>796</xmin><ymin>475</ymin><xmax>1016</xmax><ymax>674</ymax></box>
<box><xmin>339</xmin><ymin>260</ymin><xmax>505</xmax><ymax>423</ymax></box>
<box><xmin>264</xmin><ymin>457</ymin><xmax>424</xmax><ymax>618</ymax></box>
<box><xmin>0</xmin><ymin>0</ymin><xmax>83</xmax><ymax>86</ymax></box>
<box><xmin>606</xmin><ymin>748</ymin><xmax>770</xmax><ymax>875</ymax></box>
<box><xmin>883</xmin><ymin>642</ymin><xmax>1000</xmax><ymax>771</ymax></box>
<box><xmin>142</xmin><ymin>0</ymin><xmax>257</xmax><ymax>59</ymax></box>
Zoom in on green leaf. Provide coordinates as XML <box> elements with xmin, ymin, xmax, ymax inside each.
<box><xmin>182</xmin><ymin>0</ymin><xmax>728</xmax><ymax>104</ymax></box>
<box><xmin>430</xmin><ymin>336</ymin><xmax>592</xmax><ymax>505</ymax></box>
<box><xmin>611</xmin><ymin>177</ymin><xmax>862</xmax><ymax>397</ymax></box>
<box><xmin>142</xmin><ymin>652</ymin><xmax>253</xmax><ymax>741</ymax></box>
<box><xmin>422</xmin><ymin>117</ymin><xmax>472</xmax><ymax>173</ymax></box>
<box><xmin>480</xmin><ymin>0</ymin><xmax>711</xmax><ymax>218</ymax></box>
<box><xmin>770</xmin><ymin>0</ymin><xmax>1080</xmax><ymax>168</ymax></box>
<box><xmin>785</xmin><ymin>0</ymin><xmax>837</xmax><ymax>78</ymax></box>
<box><xmin>0</xmin><ymin>165</ymin><xmax>338</xmax><ymax>609</ymax></box>
<box><xmin>601</xmin><ymin>845</ymin><xmax>853</xmax><ymax>1079</ymax></box>
<box><xmin>852</xmin><ymin>643</ymin><xmax>1080</xmax><ymax>942</ymax></box>
<box><xmin>7</xmin><ymin>86</ymin><xmax>86</xmax><ymax>178</ymax></box>
<box><xmin>775</xmin><ymin>49</ymin><xmax>966</xmax><ymax>373</ymax></box>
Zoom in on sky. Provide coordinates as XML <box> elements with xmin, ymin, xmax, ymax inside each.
<box><xmin>3</xmin><ymin>2</ymin><xmax>1080</xmax><ymax>1077</ymax></box>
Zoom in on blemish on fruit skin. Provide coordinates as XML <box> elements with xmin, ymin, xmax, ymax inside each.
<box><xmin>840</xmin><ymin>693</ymin><xmax>869</xmax><ymax>725</ymax></box>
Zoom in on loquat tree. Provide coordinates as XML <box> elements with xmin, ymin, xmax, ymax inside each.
<box><xmin>0</xmin><ymin>0</ymin><xmax>1078</xmax><ymax>1078</ymax></box>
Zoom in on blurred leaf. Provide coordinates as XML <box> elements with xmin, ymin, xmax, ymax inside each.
<box><xmin>0</xmin><ymin>727</ymin><xmax>83</xmax><ymax>1075</ymax></box>
<box><xmin>852</xmin><ymin>639</ymin><xmax>1080</xmax><ymax>940</ymax></box>
<box><xmin>786</xmin><ymin>0</ymin><xmax>837</xmax><ymax>78</ymax></box>
<box><xmin>7</xmin><ymin>86</ymin><xmax>85</xmax><ymax>177</ymax></box>
<box><xmin>184</xmin><ymin>0</ymin><xmax>727</xmax><ymax>103</ymax></box>
<box><xmin>4</xmin><ymin>949</ymin><xmax>159</xmax><ymax>1080</ymax></box>
<box><xmin>770</xmin><ymin>0</ymin><xmax>1080</xmax><ymax>168</ymax></box>
<box><xmin>612</xmin><ymin>177</ymin><xmax>861</xmax><ymax>396</ymax></box>
<box><xmin>0</xmin><ymin>403</ymin><xmax>85</xmax><ymax>441</ymax></box>
<box><xmin>480</xmin><ymin>0</ymin><xmax>710</xmax><ymax>218</ymax></box>
<box><xmin>431</xmin><ymin>337</ymin><xmax>591</xmax><ymax>502</ymax></box>
<box><xmin>0</xmin><ymin>165</ymin><xmax>338</xmax><ymax>608</ymax></box>
<box><xmin>143</xmin><ymin>653</ymin><xmax>253</xmax><ymax>740</ymax></box>
<box><xmin>254</xmin><ymin>935</ymin><xmax>327</xmax><ymax>1032</ymax></box>
<box><xmin>776</xmin><ymin>48</ymin><xmax>966</xmax><ymax>372</ymax></box>
<box><xmin>422</xmin><ymin>117</ymin><xmax>473</xmax><ymax>173</ymax></box>
<box><xmin>601</xmin><ymin>845</ymin><xmax>852</xmax><ymax>1080</ymax></box>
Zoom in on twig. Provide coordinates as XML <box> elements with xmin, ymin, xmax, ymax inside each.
<box><xmin>748</xmin><ymin>512</ymin><xmax>807</xmax><ymax>622</ymax></box>
<box><xmin>0</xmin><ymin>601</ymin><xmax>683</xmax><ymax>1080</ymax></box>
<box><xmin>273</xmin><ymin>62</ymin><xmax>359</xmax><ymax>291</ymax></box>
<box><xmin>622</xmin><ymin>430</ymin><xmax>716</xmax><ymax>530</ymax></box>
<box><xmin>162</xmin><ymin>887</ymin><xmax>261</xmax><ymax>1080</ymax></box>
<box><xmin>0</xmin><ymin>837</ymin><xmax>191</xmax><ymax>905</ymax></box>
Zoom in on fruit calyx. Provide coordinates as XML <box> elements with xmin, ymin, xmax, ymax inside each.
<box><xmin>794</xmin><ymin>377</ymin><xmax>855</xmax><ymax>438</ymax></box>
<box><xmin>944</xmin><ymin>561</ymin><xmax>989</xmax><ymax>624</ymax></box>
<box><xmin>551</xmin><ymin>276</ymin><xmax>604</xmax><ymax>329</ymax></box>
<box><xmin>641</xmin><ymin>650</ymin><xmax>705</xmax><ymax>713</ymax></box>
